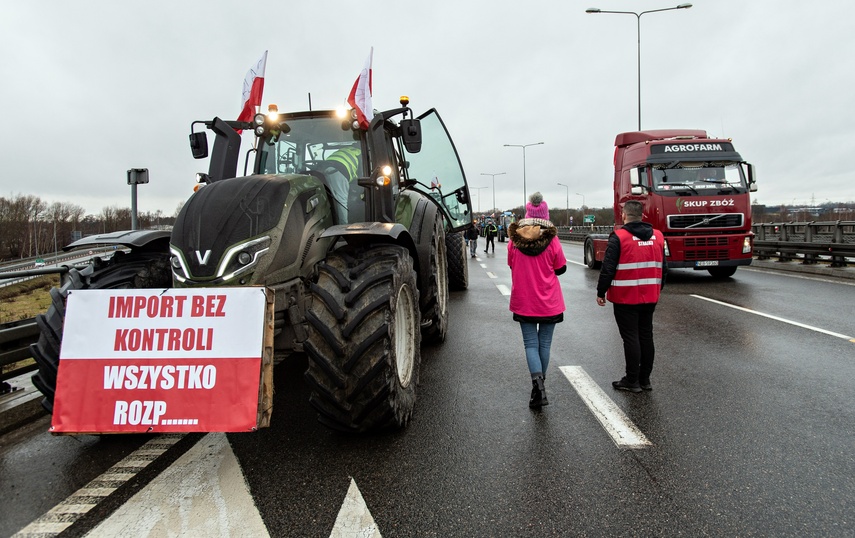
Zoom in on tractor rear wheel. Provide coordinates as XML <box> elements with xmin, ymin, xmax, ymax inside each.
<box><xmin>445</xmin><ymin>231</ymin><xmax>468</xmax><ymax>291</ymax></box>
<box><xmin>305</xmin><ymin>245</ymin><xmax>421</xmax><ymax>432</ymax></box>
<box><xmin>420</xmin><ymin>213</ymin><xmax>449</xmax><ymax>345</ymax></box>
<box><xmin>30</xmin><ymin>250</ymin><xmax>172</xmax><ymax>412</ymax></box>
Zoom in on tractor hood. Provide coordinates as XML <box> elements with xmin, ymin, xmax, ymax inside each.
<box><xmin>171</xmin><ymin>174</ymin><xmax>291</xmax><ymax>279</ymax></box>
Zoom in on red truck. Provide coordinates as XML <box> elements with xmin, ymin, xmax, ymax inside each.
<box><xmin>583</xmin><ymin>129</ymin><xmax>757</xmax><ymax>278</ymax></box>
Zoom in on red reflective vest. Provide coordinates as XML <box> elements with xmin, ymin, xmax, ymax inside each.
<box><xmin>606</xmin><ymin>228</ymin><xmax>665</xmax><ymax>304</ymax></box>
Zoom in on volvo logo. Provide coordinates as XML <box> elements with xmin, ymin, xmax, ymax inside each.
<box><xmin>195</xmin><ymin>250</ymin><xmax>212</xmax><ymax>265</ymax></box>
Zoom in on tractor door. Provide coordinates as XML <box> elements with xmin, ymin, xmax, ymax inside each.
<box><xmin>400</xmin><ymin>109</ymin><xmax>472</xmax><ymax>232</ymax></box>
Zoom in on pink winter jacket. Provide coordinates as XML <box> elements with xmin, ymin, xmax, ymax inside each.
<box><xmin>507</xmin><ymin>219</ymin><xmax>566</xmax><ymax>318</ymax></box>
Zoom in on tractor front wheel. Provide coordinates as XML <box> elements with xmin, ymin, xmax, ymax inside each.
<box><xmin>305</xmin><ymin>245</ymin><xmax>421</xmax><ymax>432</ymax></box>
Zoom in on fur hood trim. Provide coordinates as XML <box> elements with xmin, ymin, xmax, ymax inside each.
<box><xmin>508</xmin><ymin>220</ymin><xmax>557</xmax><ymax>256</ymax></box>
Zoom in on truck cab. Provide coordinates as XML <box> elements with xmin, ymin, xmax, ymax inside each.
<box><xmin>585</xmin><ymin>130</ymin><xmax>757</xmax><ymax>278</ymax></box>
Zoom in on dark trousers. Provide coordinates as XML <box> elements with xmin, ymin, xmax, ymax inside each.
<box><xmin>485</xmin><ymin>236</ymin><xmax>495</xmax><ymax>251</ymax></box>
<box><xmin>612</xmin><ymin>302</ymin><xmax>657</xmax><ymax>382</ymax></box>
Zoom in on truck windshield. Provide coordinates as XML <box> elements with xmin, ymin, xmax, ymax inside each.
<box><xmin>651</xmin><ymin>163</ymin><xmax>747</xmax><ymax>196</ymax></box>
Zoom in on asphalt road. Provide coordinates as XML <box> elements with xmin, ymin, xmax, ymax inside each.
<box><xmin>2</xmin><ymin>240</ymin><xmax>854</xmax><ymax>537</ymax></box>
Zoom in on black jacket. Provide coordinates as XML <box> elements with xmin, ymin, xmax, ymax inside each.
<box><xmin>596</xmin><ymin>220</ymin><xmax>667</xmax><ymax>298</ymax></box>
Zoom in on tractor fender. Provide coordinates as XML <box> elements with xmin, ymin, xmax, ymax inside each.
<box><xmin>319</xmin><ymin>223</ymin><xmax>418</xmax><ymax>271</ymax></box>
<box><xmin>63</xmin><ymin>229</ymin><xmax>172</xmax><ymax>253</ymax></box>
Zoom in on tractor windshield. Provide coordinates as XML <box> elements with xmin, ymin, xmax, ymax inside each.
<box><xmin>256</xmin><ymin>114</ymin><xmax>365</xmax><ymax>224</ymax></box>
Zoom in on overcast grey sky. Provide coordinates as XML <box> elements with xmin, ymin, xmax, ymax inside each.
<box><xmin>2</xmin><ymin>1</ymin><xmax>853</xmax><ymax>217</ymax></box>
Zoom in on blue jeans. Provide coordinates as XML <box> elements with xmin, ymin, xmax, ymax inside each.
<box><xmin>519</xmin><ymin>322</ymin><xmax>556</xmax><ymax>376</ymax></box>
<box><xmin>469</xmin><ymin>238</ymin><xmax>477</xmax><ymax>256</ymax></box>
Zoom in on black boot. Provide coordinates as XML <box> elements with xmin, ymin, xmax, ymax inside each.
<box><xmin>536</xmin><ymin>375</ymin><xmax>548</xmax><ymax>406</ymax></box>
<box><xmin>529</xmin><ymin>379</ymin><xmax>542</xmax><ymax>408</ymax></box>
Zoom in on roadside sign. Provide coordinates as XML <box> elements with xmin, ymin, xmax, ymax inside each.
<box><xmin>51</xmin><ymin>287</ymin><xmax>273</xmax><ymax>434</ymax></box>
<box><xmin>583</xmin><ymin>215</ymin><xmax>596</xmax><ymax>223</ymax></box>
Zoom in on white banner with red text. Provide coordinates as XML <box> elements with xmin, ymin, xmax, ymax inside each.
<box><xmin>51</xmin><ymin>287</ymin><xmax>269</xmax><ymax>434</ymax></box>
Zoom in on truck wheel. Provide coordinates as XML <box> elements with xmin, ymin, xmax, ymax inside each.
<box><xmin>305</xmin><ymin>245</ymin><xmax>421</xmax><ymax>432</ymax></box>
<box><xmin>445</xmin><ymin>231</ymin><xmax>468</xmax><ymax>291</ymax></box>
<box><xmin>708</xmin><ymin>266</ymin><xmax>737</xmax><ymax>278</ymax></box>
<box><xmin>585</xmin><ymin>240</ymin><xmax>602</xmax><ymax>270</ymax></box>
<box><xmin>421</xmin><ymin>213</ymin><xmax>449</xmax><ymax>345</ymax></box>
<box><xmin>29</xmin><ymin>251</ymin><xmax>172</xmax><ymax>412</ymax></box>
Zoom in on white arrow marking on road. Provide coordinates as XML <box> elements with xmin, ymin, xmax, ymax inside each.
<box><xmin>84</xmin><ymin>432</ymin><xmax>269</xmax><ymax>538</ymax></box>
<box><xmin>560</xmin><ymin>366</ymin><xmax>652</xmax><ymax>449</ymax></box>
<box><xmin>330</xmin><ymin>478</ymin><xmax>381</xmax><ymax>538</ymax></box>
<box><xmin>691</xmin><ymin>294</ymin><xmax>855</xmax><ymax>342</ymax></box>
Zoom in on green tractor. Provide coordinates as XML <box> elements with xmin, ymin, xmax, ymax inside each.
<box><xmin>30</xmin><ymin>97</ymin><xmax>473</xmax><ymax>433</ymax></box>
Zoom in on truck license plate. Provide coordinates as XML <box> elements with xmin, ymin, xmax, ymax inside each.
<box><xmin>695</xmin><ymin>260</ymin><xmax>719</xmax><ymax>267</ymax></box>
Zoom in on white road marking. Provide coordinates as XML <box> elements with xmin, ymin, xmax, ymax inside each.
<box><xmin>496</xmin><ymin>284</ymin><xmax>511</xmax><ymax>296</ymax></box>
<box><xmin>479</xmin><ymin>263</ymin><xmax>487</xmax><ymax>268</ymax></box>
<box><xmin>85</xmin><ymin>433</ymin><xmax>269</xmax><ymax>538</ymax></box>
<box><xmin>487</xmin><ymin>272</ymin><xmax>497</xmax><ymax>279</ymax></box>
<box><xmin>691</xmin><ymin>294</ymin><xmax>855</xmax><ymax>342</ymax></box>
<box><xmin>13</xmin><ymin>434</ymin><xmax>184</xmax><ymax>537</ymax></box>
<box><xmin>559</xmin><ymin>366</ymin><xmax>652</xmax><ymax>449</ymax></box>
<box><xmin>330</xmin><ymin>478</ymin><xmax>381</xmax><ymax>538</ymax></box>
<box><xmin>567</xmin><ymin>260</ymin><xmax>587</xmax><ymax>267</ymax></box>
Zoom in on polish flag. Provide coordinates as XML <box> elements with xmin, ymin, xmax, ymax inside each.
<box><xmin>237</xmin><ymin>51</ymin><xmax>268</xmax><ymax>125</ymax></box>
<box><xmin>347</xmin><ymin>47</ymin><xmax>374</xmax><ymax>130</ymax></box>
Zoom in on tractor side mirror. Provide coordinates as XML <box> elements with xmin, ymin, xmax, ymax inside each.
<box><xmin>400</xmin><ymin>119</ymin><xmax>422</xmax><ymax>153</ymax></box>
<box><xmin>190</xmin><ymin>132</ymin><xmax>208</xmax><ymax>159</ymax></box>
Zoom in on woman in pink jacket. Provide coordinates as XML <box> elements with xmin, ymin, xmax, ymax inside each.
<box><xmin>507</xmin><ymin>198</ymin><xmax>566</xmax><ymax>408</ymax></box>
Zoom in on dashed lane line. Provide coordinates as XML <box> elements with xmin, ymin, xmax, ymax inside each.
<box><xmin>12</xmin><ymin>434</ymin><xmax>184</xmax><ymax>537</ymax></box>
<box><xmin>691</xmin><ymin>294</ymin><xmax>855</xmax><ymax>343</ymax></box>
<box><xmin>559</xmin><ymin>366</ymin><xmax>652</xmax><ymax>449</ymax></box>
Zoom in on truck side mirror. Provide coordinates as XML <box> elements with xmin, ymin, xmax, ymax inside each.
<box><xmin>747</xmin><ymin>163</ymin><xmax>758</xmax><ymax>192</ymax></box>
<box><xmin>190</xmin><ymin>132</ymin><xmax>208</xmax><ymax>159</ymax></box>
<box><xmin>400</xmin><ymin>119</ymin><xmax>422</xmax><ymax>153</ymax></box>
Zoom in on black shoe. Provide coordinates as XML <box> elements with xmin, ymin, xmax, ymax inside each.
<box><xmin>612</xmin><ymin>377</ymin><xmax>642</xmax><ymax>393</ymax></box>
<box><xmin>484</xmin><ymin>249</ymin><xmax>487</xmax><ymax>252</ymax></box>
<box><xmin>639</xmin><ymin>379</ymin><xmax>652</xmax><ymax>391</ymax></box>
<box><xmin>537</xmin><ymin>376</ymin><xmax>549</xmax><ymax>406</ymax></box>
<box><xmin>529</xmin><ymin>382</ymin><xmax>542</xmax><ymax>408</ymax></box>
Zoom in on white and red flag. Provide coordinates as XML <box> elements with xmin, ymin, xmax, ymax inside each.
<box><xmin>347</xmin><ymin>47</ymin><xmax>374</xmax><ymax>129</ymax></box>
<box><xmin>237</xmin><ymin>50</ymin><xmax>268</xmax><ymax>124</ymax></box>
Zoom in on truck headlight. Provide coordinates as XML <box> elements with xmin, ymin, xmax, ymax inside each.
<box><xmin>663</xmin><ymin>239</ymin><xmax>671</xmax><ymax>257</ymax></box>
<box><xmin>742</xmin><ymin>236</ymin><xmax>752</xmax><ymax>254</ymax></box>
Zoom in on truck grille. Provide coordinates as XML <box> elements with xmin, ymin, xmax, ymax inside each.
<box><xmin>685</xmin><ymin>249</ymin><xmax>730</xmax><ymax>260</ymax></box>
<box><xmin>668</xmin><ymin>213</ymin><xmax>744</xmax><ymax>229</ymax></box>
<box><xmin>685</xmin><ymin>237</ymin><xmax>729</xmax><ymax>247</ymax></box>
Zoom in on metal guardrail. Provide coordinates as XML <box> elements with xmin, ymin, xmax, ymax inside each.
<box><xmin>0</xmin><ymin>317</ymin><xmax>39</xmax><ymax>388</ymax></box>
<box><xmin>557</xmin><ymin>221</ymin><xmax>854</xmax><ymax>267</ymax></box>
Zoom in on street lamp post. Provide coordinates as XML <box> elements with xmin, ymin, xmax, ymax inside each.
<box><xmin>472</xmin><ymin>186</ymin><xmax>488</xmax><ymax>213</ymax></box>
<box><xmin>557</xmin><ymin>182</ymin><xmax>570</xmax><ymax>226</ymax></box>
<box><xmin>503</xmin><ymin>143</ymin><xmax>544</xmax><ymax>208</ymax></box>
<box><xmin>586</xmin><ymin>3</ymin><xmax>692</xmax><ymax>130</ymax></box>
<box><xmin>480</xmin><ymin>172</ymin><xmax>506</xmax><ymax>214</ymax></box>
<box><xmin>576</xmin><ymin>193</ymin><xmax>586</xmax><ymax>210</ymax></box>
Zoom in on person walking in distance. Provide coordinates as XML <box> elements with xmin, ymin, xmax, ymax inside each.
<box><xmin>484</xmin><ymin>219</ymin><xmax>498</xmax><ymax>253</ymax></box>
<box><xmin>466</xmin><ymin>221</ymin><xmax>480</xmax><ymax>258</ymax></box>
<box><xmin>596</xmin><ymin>200</ymin><xmax>667</xmax><ymax>393</ymax></box>
<box><xmin>508</xmin><ymin>203</ymin><xmax>567</xmax><ymax>408</ymax></box>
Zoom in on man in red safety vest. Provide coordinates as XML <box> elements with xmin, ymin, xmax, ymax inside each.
<box><xmin>596</xmin><ymin>200</ymin><xmax>668</xmax><ymax>393</ymax></box>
